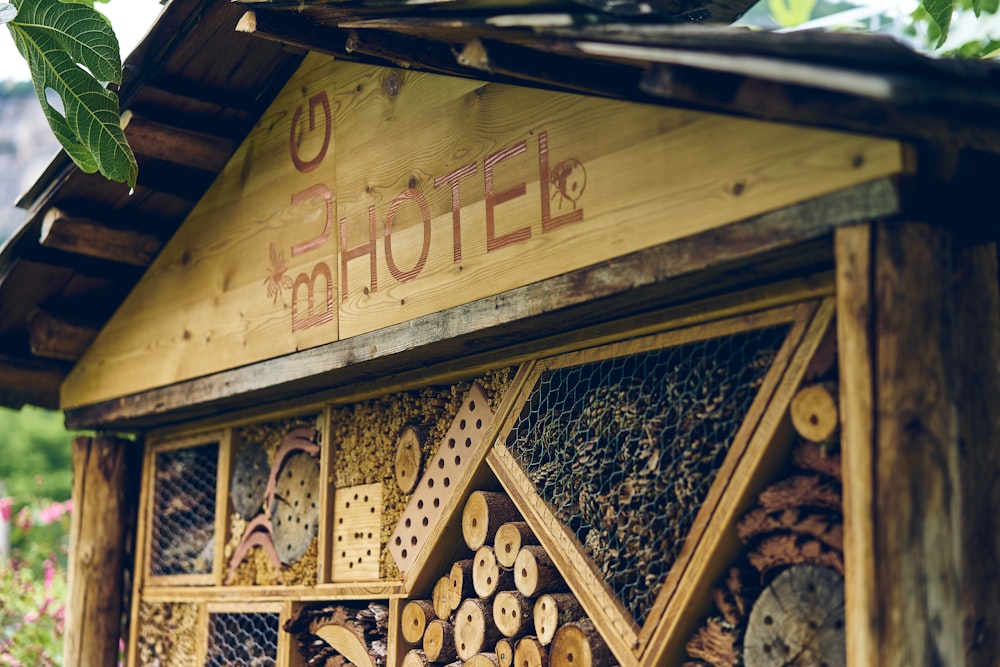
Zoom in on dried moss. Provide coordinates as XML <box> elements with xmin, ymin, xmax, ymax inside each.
<box><xmin>137</xmin><ymin>601</ymin><xmax>199</xmax><ymax>667</ymax></box>
<box><xmin>328</xmin><ymin>368</ymin><xmax>516</xmax><ymax>580</ymax></box>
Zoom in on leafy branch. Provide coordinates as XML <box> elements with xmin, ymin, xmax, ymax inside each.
<box><xmin>1</xmin><ymin>0</ymin><xmax>136</xmax><ymax>188</ymax></box>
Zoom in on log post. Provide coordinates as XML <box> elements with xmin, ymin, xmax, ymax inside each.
<box><xmin>474</xmin><ymin>546</ymin><xmax>515</xmax><ymax>599</ymax></box>
<box><xmin>495</xmin><ymin>523</ymin><xmax>539</xmax><ymax>569</ymax></box>
<box><xmin>513</xmin><ymin>637</ymin><xmax>548</xmax><ymax>667</ymax></box>
<box><xmin>493</xmin><ymin>591</ymin><xmax>534</xmax><ymax>638</ymax></box>
<box><xmin>836</xmin><ymin>222</ymin><xmax>964</xmax><ymax>666</ymax></box>
<box><xmin>64</xmin><ymin>435</ymin><xmax>137</xmax><ymax>667</ymax></box>
<box><xmin>455</xmin><ymin>598</ymin><xmax>503</xmax><ymax>660</ymax></box>
<box><xmin>424</xmin><ymin>619</ymin><xmax>458</xmax><ymax>663</ymax></box>
<box><xmin>402</xmin><ymin>600</ymin><xmax>436</xmax><ymax>645</ymax></box>
<box><xmin>953</xmin><ymin>241</ymin><xmax>1000</xmax><ymax>666</ymax></box>
<box><xmin>549</xmin><ymin>620</ymin><xmax>612</xmax><ymax>667</ymax></box>
<box><xmin>463</xmin><ymin>491</ymin><xmax>521</xmax><ymax>550</ymax></box>
<box><xmin>514</xmin><ymin>546</ymin><xmax>566</xmax><ymax>597</ymax></box>
<box><xmin>533</xmin><ymin>594</ymin><xmax>585</xmax><ymax>646</ymax></box>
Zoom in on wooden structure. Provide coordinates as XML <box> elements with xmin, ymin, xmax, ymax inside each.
<box><xmin>0</xmin><ymin>0</ymin><xmax>999</xmax><ymax>665</ymax></box>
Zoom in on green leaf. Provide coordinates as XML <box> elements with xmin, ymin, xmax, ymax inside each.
<box><xmin>5</xmin><ymin>0</ymin><xmax>137</xmax><ymax>187</ymax></box>
<box><xmin>922</xmin><ymin>0</ymin><xmax>956</xmax><ymax>46</ymax></box>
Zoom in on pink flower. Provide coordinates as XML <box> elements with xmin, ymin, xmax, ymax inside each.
<box><xmin>43</xmin><ymin>560</ymin><xmax>56</xmax><ymax>590</ymax></box>
<box><xmin>0</xmin><ymin>497</ymin><xmax>11</xmax><ymax>522</ymax></box>
<box><xmin>63</xmin><ymin>499</ymin><xmax>72</xmax><ymax>514</ymax></box>
<box><xmin>14</xmin><ymin>507</ymin><xmax>32</xmax><ymax>530</ymax></box>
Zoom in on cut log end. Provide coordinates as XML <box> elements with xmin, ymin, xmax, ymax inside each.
<box><xmin>395</xmin><ymin>426</ymin><xmax>424</xmax><ymax>494</ymax></box>
<box><xmin>495</xmin><ymin>522</ymin><xmax>538</xmax><ymax>569</ymax></box>
<box><xmin>493</xmin><ymin>591</ymin><xmax>534</xmax><ymax>638</ymax></box>
<box><xmin>474</xmin><ymin>546</ymin><xmax>515</xmax><ymax>599</ymax></box>
<box><xmin>790</xmin><ymin>383</ymin><xmax>839</xmax><ymax>443</ymax></box>
<box><xmin>463</xmin><ymin>491</ymin><xmax>521</xmax><ymax>551</ymax></box>
<box><xmin>424</xmin><ymin>619</ymin><xmax>457</xmax><ymax>663</ymax></box>
<box><xmin>515</xmin><ymin>546</ymin><xmax>566</xmax><ymax>597</ymax></box>
<box><xmin>403</xmin><ymin>649</ymin><xmax>431</xmax><ymax>667</ymax></box>
<box><xmin>549</xmin><ymin>620</ymin><xmax>613</xmax><ymax>667</ymax></box>
<box><xmin>533</xmin><ymin>594</ymin><xmax>584</xmax><ymax>646</ymax></box>
<box><xmin>450</xmin><ymin>559</ymin><xmax>476</xmax><ymax>610</ymax></box>
<box><xmin>402</xmin><ymin>600</ymin><xmax>435</xmax><ymax>645</ymax></box>
<box><xmin>514</xmin><ymin>637</ymin><xmax>548</xmax><ymax>667</ymax></box>
<box><xmin>455</xmin><ymin>599</ymin><xmax>502</xmax><ymax>661</ymax></box>
<box><xmin>496</xmin><ymin>639</ymin><xmax>514</xmax><ymax>667</ymax></box>
<box><xmin>743</xmin><ymin>564</ymin><xmax>845</xmax><ymax>667</ymax></box>
<box><xmin>433</xmin><ymin>575</ymin><xmax>453</xmax><ymax>620</ymax></box>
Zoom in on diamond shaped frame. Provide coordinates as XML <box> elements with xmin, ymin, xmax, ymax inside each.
<box><xmin>486</xmin><ymin>300</ymin><xmax>832</xmax><ymax>665</ymax></box>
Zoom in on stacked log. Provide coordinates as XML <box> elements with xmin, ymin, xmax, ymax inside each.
<box><xmin>683</xmin><ymin>354</ymin><xmax>846</xmax><ymax>667</ymax></box>
<box><xmin>285</xmin><ymin>602</ymin><xmax>389</xmax><ymax>667</ymax></box>
<box><xmin>400</xmin><ymin>491</ymin><xmax>609</xmax><ymax>667</ymax></box>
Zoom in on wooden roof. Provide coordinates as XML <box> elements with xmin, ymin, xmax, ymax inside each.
<box><xmin>1</xmin><ymin>0</ymin><xmax>999</xmax><ymax>417</ymax></box>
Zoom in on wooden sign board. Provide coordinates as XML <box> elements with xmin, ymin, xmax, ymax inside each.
<box><xmin>61</xmin><ymin>53</ymin><xmax>904</xmax><ymax>408</ymax></box>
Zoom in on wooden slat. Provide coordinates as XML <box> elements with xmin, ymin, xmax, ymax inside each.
<box><xmin>40</xmin><ymin>207</ymin><xmax>163</xmax><ymax>267</ymax></box>
<box><xmin>27</xmin><ymin>309</ymin><xmax>99</xmax><ymax>361</ymax></box>
<box><xmin>953</xmin><ymin>242</ymin><xmax>1000</xmax><ymax>666</ymax></box>
<box><xmin>122</xmin><ymin>110</ymin><xmax>236</xmax><ymax>172</ymax></box>
<box><xmin>872</xmin><ymin>222</ymin><xmax>963</xmax><ymax>665</ymax></box>
<box><xmin>0</xmin><ymin>354</ymin><xmax>65</xmax><ymax>410</ymax></box>
<box><xmin>834</xmin><ymin>223</ymin><xmax>877</xmax><ymax>667</ymax></box>
<box><xmin>61</xmin><ymin>177</ymin><xmax>900</xmax><ymax>423</ymax></box>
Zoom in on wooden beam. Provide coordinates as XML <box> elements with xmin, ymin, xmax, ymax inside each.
<box><xmin>953</xmin><ymin>242</ymin><xmax>1000</xmax><ymax>666</ymax></box>
<box><xmin>28</xmin><ymin>309</ymin><xmax>99</xmax><ymax>362</ymax></box>
<box><xmin>0</xmin><ymin>354</ymin><xmax>65</xmax><ymax>410</ymax></box>
<box><xmin>834</xmin><ymin>223</ymin><xmax>877</xmax><ymax>667</ymax></box>
<box><xmin>64</xmin><ymin>436</ymin><xmax>138</xmax><ymax>667</ymax></box>
<box><xmin>841</xmin><ymin>222</ymin><xmax>963</xmax><ymax>665</ymax></box>
<box><xmin>63</xmin><ymin>178</ymin><xmax>900</xmax><ymax>430</ymax></box>
<box><xmin>121</xmin><ymin>110</ymin><xmax>235</xmax><ymax>172</ymax></box>
<box><xmin>40</xmin><ymin>207</ymin><xmax>162</xmax><ymax>267</ymax></box>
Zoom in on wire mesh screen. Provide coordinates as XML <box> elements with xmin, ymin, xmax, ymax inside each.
<box><xmin>151</xmin><ymin>443</ymin><xmax>219</xmax><ymax>577</ymax></box>
<box><xmin>205</xmin><ymin>612</ymin><xmax>279</xmax><ymax>667</ymax></box>
<box><xmin>505</xmin><ymin>325</ymin><xmax>790</xmax><ymax>627</ymax></box>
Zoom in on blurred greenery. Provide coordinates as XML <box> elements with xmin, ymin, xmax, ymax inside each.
<box><xmin>0</xmin><ymin>406</ymin><xmax>74</xmax><ymax>501</ymax></box>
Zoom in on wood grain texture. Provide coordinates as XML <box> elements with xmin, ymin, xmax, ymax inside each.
<box><xmin>40</xmin><ymin>207</ymin><xmax>163</xmax><ymax>267</ymax></box>
<box><xmin>953</xmin><ymin>242</ymin><xmax>1000</xmax><ymax>666</ymax></box>
<box><xmin>27</xmin><ymin>309</ymin><xmax>99</xmax><ymax>362</ymax></box>
<box><xmin>64</xmin><ymin>436</ymin><xmax>137</xmax><ymax>667</ymax></box>
<box><xmin>334</xmin><ymin>59</ymin><xmax>902</xmax><ymax>340</ymax></box>
<box><xmin>834</xmin><ymin>223</ymin><xmax>877</xmax><ymax>667</ymax></box>
<box><xmin>64</xmin><ymin>176</ymin><xmax>890</xmax><ymax>428</ymax></box>
<box><xmin>62</xmin><ymin>49</ymin><xmax>903</xmax><ymax>409</ymax></box>
<box><xmin>872</xmin><ymin>222</ymin><xmax>963</xmax><ymax>666</ymax></box>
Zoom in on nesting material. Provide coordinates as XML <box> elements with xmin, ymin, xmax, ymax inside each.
<box><xmin>137</xmin><ymin>601</ymin><xmax>199</xmax><ymax>667</ymax></box>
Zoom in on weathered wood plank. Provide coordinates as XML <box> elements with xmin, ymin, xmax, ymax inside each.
<box><xmin>872</xmin><ymin>222</ymin><xmax>963</xmax><ymax>666</ymax></box>
<box><xmin>40</xmin><ymin>207</ymin><xmax>163</xmax><ymax>267</ymax></box>
<box><xmin>63</xmin><ymin>178</ymin><xmax>899</xmax><ymax>428</ymax></box>
<box><xmin>122</xmin><ymin>111</ymin><xmax>235</xmax><ymax>172</ymax></box>
<box><xmin>27</xmin><ymin>309</ymin><xmax>99</xmax><ymax>362</ymax></box>
<box><xmin>64</xmin><ymin>436</ymin><xmax>138</xmax><ymax>667</ymax></box>
<box><xmin>953</xmin><ymin>242</ymin><xmax>1000</xmax><ymax>667</ymax></box>
<box><xmin>834</xmin><ymin>223</ymin><xmax>877</xmax><ymax>667</ymax></box>
<box><xmin>0</xmin><ymin>354</ymin><xmax>65</xmax><ymax>410</ymax></box>
<box><xmin>60</xmin><ymin>49</ymin><xmax>904</xmax><ymax>410</ymax></box>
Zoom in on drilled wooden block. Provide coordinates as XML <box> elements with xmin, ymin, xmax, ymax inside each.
<box><xmin>332</xmin><ymin>483</ymin><xmax>382</xmax><ymax>582</ymax></box>
<box><xmin>389</xmin><ymin>384</ymin><xmax>493</xmax><ymax>574</ymax></box>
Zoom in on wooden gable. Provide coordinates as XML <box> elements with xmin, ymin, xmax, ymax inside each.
<box><xmin>61</xmin><ymin>52</ymin><xmax>906</xmax><ymax>409</ymax></box>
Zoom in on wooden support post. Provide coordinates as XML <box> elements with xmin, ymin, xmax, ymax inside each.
<box><xmin>835</xmin><ymin>222</ymin><xmax>964</xmax><ymax>667</ymax></box>
<box><xmin>64</xmin><ymin>435</ymin><xmax>136</xmax><ymax>667</ymax></box>
<box><xmin>953</xmin><ymin>242</ymin><xmax>1000</xmax><ymax>666</ymax></box>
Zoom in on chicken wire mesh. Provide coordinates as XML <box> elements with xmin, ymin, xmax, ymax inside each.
<box><xmin>504</xmin><ymin>324</ymin><xmax>790</xmax><ymax>628</ymax></box>
<box><xmin>205</xmin><ymin>612</ymin><xmax>279</xmax><ymax>667</ymax></box>
<box><xmin>151</xmin><ymin>443</ymin><xmax>219</xmax><ymax>576</ymax></box>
